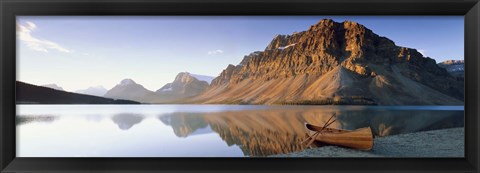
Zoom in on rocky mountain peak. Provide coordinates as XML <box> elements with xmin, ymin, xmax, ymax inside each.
<box><xmin>239</xmin><ymin>51</ymin><xmax>262</xmax><ymax>66</ymax></box>
<box><xmin>104</xmin><ymin>79</ymin><xmax>155</xmax><ymax>103</ymax></box>
<box><xmin>174</xmin><ymin>72</ymin><xmax>195</xmax><ymax>83</ymax></box>
<box><xmin>210</xmin><ymin>64</ymin><xmax>239</xmax><ymax>86</ymax></box>
<box><xmin>171</xmin><ymin>72</ymin><xmax>214</xmax><ymax>84</ymax></box>
<box><xmin>119</xmin><ymin>79</ymin><xmax>136</xmax><ymax>86</ymax></box>
<box><xmin>195</xmin><ymin>19</ymin><xmax>464</xmax><ymax>105</ymax></box>
<box><xmin>342</xmin><ymin>20</ymin><xmax>364</xmax><ymax>30</ymax></box>
<box><xmin>265</xmin><ymin>34</ymin><xmax>291</xmax><ymax>50</ymax></box>
<box><xmin>308</xmin><ymin>18</ymin><xmax>337</xmax><ymax>31</ymax></box>
<box><xmin>156</xmin><ymin>72</ymin><xmax>209</xmax><ymax>101</ymax></box>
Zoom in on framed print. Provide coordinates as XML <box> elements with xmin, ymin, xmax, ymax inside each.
<box><xmin>1</xmin><ymin>0</ymin><xmax>479</xmax><ymax>172</ymax></box>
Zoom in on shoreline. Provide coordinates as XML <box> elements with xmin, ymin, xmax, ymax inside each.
<box><xmin>271</xmin><ymin>127</ymin><xmax>464</xmax><ymax>157</ymax></box>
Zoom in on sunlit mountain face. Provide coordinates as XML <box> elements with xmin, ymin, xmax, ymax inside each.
<box><xmin>192</xmin><ymin>19</ymin><xmax>463</xmax><ymax>105</ymax></box>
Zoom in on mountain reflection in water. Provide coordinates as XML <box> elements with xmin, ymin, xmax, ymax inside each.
<box><xmin>16</xmin><ymin>115</ymin><xmax>58</xmax><ymax>125</ymax></box>
<box><xmin>111</xmin><ymin>113</ymin><xmax>144</xmax><ymax>130</ymax></box>
<box><xmin>158</xmin><ymin>107</ymin><xmax>463</xmax><ymax>156</ymax></box>
<box><xmin>16</xmin><ymin>105</ymin><xmax>464</xmax><ymax>157</ymax></box>
<box><xmin>159</xmin><ymin>113</ymin><xmax>211</xmax><ymax>137</ymax></box>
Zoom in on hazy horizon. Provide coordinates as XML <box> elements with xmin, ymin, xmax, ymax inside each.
<box><xmin>16</xmin><ymin>16</ymin><xmax>464</xmax><ymax>92</ymax></box>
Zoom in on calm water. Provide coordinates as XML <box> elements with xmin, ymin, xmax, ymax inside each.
<box><xmin>16</xmin><ymin>105</ymin><xmax>464</xmax><ymax>157</ymax></box>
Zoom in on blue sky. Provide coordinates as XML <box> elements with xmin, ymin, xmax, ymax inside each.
<box><xmin>16</xmin><ymin>16</ymin><xmax>464</xmax><ymax>91</ymax></box>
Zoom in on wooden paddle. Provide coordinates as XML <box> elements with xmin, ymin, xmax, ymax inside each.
<box><xmin>301</xmin><ymin>113</ymin><xmax>337</xmax><ymax>147</ymax></box>
<box><xmin>304</xmin><ymin>119</ymin><xmax>337</xmax><ymax>147</ymax></box>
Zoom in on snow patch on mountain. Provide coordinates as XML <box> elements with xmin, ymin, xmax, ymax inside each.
<box><xmin>278</xmin><ymin>43</ymin><xmax>297</xmax><ymax>50</ymax></box>
<box><xmin>160</xmin><ymin>83</ymin><xmax>173</xmax><ymax>92</ymax></box>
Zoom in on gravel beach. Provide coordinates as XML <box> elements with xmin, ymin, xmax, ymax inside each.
<box><xmin>271</xmin><ymin>127</ymin><xmax>464</xmax><ymax>157</ymax></box>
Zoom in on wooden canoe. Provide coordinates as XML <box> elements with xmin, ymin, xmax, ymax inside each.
<box><xmin>305</xmin><ymin>123</ymin><xmax>374</xmax><ymax>150</ymax></box>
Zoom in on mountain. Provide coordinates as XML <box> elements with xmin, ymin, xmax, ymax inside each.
<box><xmin>192</xmin><ymin>19</ymin><xmax>464</xmax><ymax>105</ymax></box>
<box><xmin>41</xmin><ymin>84</ymin><xmax>64</xmax><ymax>91</ymax></box>
<box><xmin>156</xmin><ymin>72</ymin><xmax>210</xmax><ymax>102</ymax></box>
<box><xmin>103</xmin><ymin>73</ymin><xmax>211</xmax><ymax>104</ymax></box>
<box><xmin>16</xmin><ymin>81</ymin><xmax>139</xmax><ymax>104</ymax></box>
<box><xmin>104</xmin><ymin>79</ymin><xmax>158</xmax><ymax>103</ymax></box>
<box><xmin>75</xmin><ymin>86</ymin><xmax>108</xmax><ymax>97</ymax></box>
<box><xmin>188</xmin><ymin>73</ymin><xmax>215</xmax><ymax>84</ymax></box>
<box><xmin>438</xmin><ymin>60</ymin><xmax>464</xmax><ymax>78</ymax></box>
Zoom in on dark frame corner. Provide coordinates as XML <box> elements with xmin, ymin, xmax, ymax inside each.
<box><xmin>1</xmin><ymin>0</ymin><xmax>479</xmax><ymax>172</ymax></box>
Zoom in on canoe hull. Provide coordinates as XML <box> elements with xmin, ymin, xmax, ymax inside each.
<box><xmin>306</xmin><ymin>124</ymin><xmax>374</xmax><ymax>150</ymax></box>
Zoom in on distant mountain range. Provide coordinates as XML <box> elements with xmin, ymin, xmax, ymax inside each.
<box><xmin>29</xmin><ymin>72</ymin><xmax>214</xmax><ymax>104</ymax></box>
<box><xmin>17</xmin><ymin>19</ymin><xmax>464</xmax><ymax>105</ymax></box>
<box><xmin>103</xmin><ymin>72</ymin><xmax>213</xmax><ymax>103</ymax></box>
<box><xmin>438</xmin><ymin>60</ymin><xmax>464</xmax><ymax>78</ymax></box>
<box><xmin>75</xmin><ymin>86</ymin><xmax>108</xmax><ymax>97</ymax></box>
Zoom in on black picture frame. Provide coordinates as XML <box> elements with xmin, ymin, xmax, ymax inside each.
<box><xmin>1</xmin><ymin>0</ymin><xmax>479</xmax><ymax>172</ymax></box>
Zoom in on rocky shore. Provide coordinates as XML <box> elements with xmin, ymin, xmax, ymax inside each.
<box><xmin>271</xmin><ymin>127</ymin><xmax>464</xmax><ymax>157</ymax></box>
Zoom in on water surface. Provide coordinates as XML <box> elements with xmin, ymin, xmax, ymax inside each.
<box><xmin>16</xmin><ymin>105</ymin><xmax>464</xmax><ymax>157</ymax></box>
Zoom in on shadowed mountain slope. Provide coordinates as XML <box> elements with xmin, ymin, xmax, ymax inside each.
<box><xmin>17</xmin><ymin>81</ymin><xmax>139</xmax><ymax>104</ymax></box>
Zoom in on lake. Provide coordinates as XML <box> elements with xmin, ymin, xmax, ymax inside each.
<box><xmin>16</xmin><ymin>105</ymin><xmax>464</xmax><ymax>157</ymax></box>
